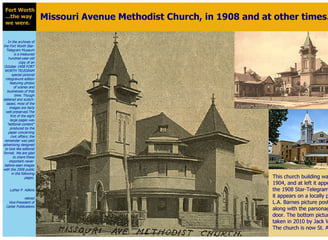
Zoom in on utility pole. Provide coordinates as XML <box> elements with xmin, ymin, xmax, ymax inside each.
<box><xmin>123</xmin><ymin>121</ymin><xmax>132</xmax><ymax>233</ymax></box>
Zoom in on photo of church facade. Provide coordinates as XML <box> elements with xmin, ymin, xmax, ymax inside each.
<box><xmin>235</xmin><ymin>33</ymin><xmax>328</xmax><ymax>98</ymax></box>
<box><xmin>272</xmin><ymin>111</ymin><xmax>328</xmax><ymax>165</ymax></box>
<box><xmin>275</xmin><ymin>33</ymin><xmax>328</xmax><ymax>97</ymax></box>
<box><xmin>39</xmin><ymin>33</ymin><xmax>268</xmax><ymax>232</ymax></box>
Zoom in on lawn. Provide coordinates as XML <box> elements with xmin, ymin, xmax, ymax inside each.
<box><xmin>269</xmin><ymin>162</ymin><xmax>313</xmax><ymax>169</ymax></box>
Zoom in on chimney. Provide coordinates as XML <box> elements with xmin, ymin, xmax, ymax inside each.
<box><xmin>244</xmin><ymin>66</ymin><xmax>247</xmax><ymax>74</ymax></box>
<box><xmin>295</xmin><ymin>62</ymin><xmax>297</xmax><ymax>71</ymax></box>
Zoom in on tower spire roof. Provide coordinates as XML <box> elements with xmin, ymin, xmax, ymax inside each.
<box><xmin>302</xmin><ymin>110</ymin><xmax>312</xmax><ymax>125</ymax></box>
<box><xmin>195</xmin><ymin>95</ymin><xmax>230</xmax><ymax>135</ymax></box>
<box><xmin>113</xmin><ymin>32</ymin><xmax>119</xmax><ymax>45</ymax></box>
<box><xmin>211</xmin><ymin>93</ymin><xmax>216</xmax><ymax>105</ymax></box>
<box><xmin>303</xmin><ymin>32</ymin><xmax>314</xmax><ymax>49</ymax></box>
<box><xmin>300</xmin><ymin>32</ymin><xmax>317</xmax><ymax>55</ymax></box>
<box><xmin>99</xmin><ymin>33</ymin><xmax>130</xmax><ymax>87</ymax></box>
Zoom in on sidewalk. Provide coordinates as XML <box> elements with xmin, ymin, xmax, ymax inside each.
<box><xmin>235</xmin><ymin>97</ymin><xmax>328</xmax><ymax>109</ymax></box>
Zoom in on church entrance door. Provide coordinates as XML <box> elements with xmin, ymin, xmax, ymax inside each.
<box><xmin>147</xmin><ymin>197</ymin><xmax>179</xmax><ymax>218</ymax></box>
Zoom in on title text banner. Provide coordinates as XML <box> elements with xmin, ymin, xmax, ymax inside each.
<box><xmin>37</xmin><ymin>3</ymin><xmax>328</xmax><ymax>31</ymax></box>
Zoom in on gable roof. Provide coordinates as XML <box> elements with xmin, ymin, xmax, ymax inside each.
<box><xmin>136</xmin><ymin>112</ymin><xmax>192</xmax><ymax>154</ymax></box>
<box><xmin>313</xmin><ymin>131</ymin><xmax>328</xmax><ymax>142</ymax></box>
<box><xmin>234</xmin><ymin>72</ymin><xmax>260</xmax><ymax>83</ymax></box>
<box><xmin>99</xmin><ymin>43</ymin><xmax>131</xmax><ymax>87</ymax></box>
<box><xmin>261</xmin><ymin>76</ymin><xmax>274</xmax><ymax>84</ymax></box>
<box><xmin>45</xmin><ymin>139</ymin><xmax>91</xmax><ymax>161</ymax></box>
<box><xmin>195</xmin><ymin>102</ymin><xmax>230</xmax><ymax>135</ymax></box>
<box><xmin>67</xmin><ymin>139</ymin><xmax>91</xmax><ymax>155</ymax></box>
<box><xmin>235</xmin><ymin>70</ymin><xmax>272</xmax><ymax>85</ymax></box>
<box><xmin>315</xmin><ymin>58</ymin><xmax>328</xmax><ymax>73</ymax></box>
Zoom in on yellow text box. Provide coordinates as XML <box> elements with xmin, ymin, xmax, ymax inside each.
<box><xmin>37</xmin><ymin>3</ymin><xmax>328</xmax><ymax>31</ymax></box>
<box><xmin>270</xmin><ymin>169</ymin><xmax>328</xmax><ymax>236</ymax></box>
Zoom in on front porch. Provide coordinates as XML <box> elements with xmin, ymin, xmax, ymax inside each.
<box><xmin>309</xmin><ymin>85</ymin><xmax>328</xmax><ymax>97</ymax></box>
<box><xmin>305</xmin><ymin>154</ymin><xmax>328</xmax><ymax>164</ymax></box>
<box><xmin>84</xmin><ymin>189</ymin><xmax>262</xmax><ymax>230</ymax></box>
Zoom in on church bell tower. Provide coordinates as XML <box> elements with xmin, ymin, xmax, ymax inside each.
<box><xmin>85</xmin><ymin>33</ymin><xmax>141</xmax><ymax>213</ymax></box>
<box><xmin>300</xmin><ymin>110</ymin><xmax>313</xmax><ymax>144</ymax></box>
<box><xmin>299</xmin><ymin>32</ymin><xmax>317</xmax><ymax>91</ymax></box>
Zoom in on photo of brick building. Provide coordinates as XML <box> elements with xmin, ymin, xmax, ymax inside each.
<box><xmin>271</xmin><ymin>110</ymin><xmax>328</xmax><ymax>167</ymax></box>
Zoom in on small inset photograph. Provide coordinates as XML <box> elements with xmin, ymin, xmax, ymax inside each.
<box><xmin>269</xmin><ymin>109</ymin><xmax>328</xmax><ymax>169</ymax></box>
<box><xmin>235</xmin><ymin>32</ymin><xmax>328</xmax><ymax>109</ymax></box>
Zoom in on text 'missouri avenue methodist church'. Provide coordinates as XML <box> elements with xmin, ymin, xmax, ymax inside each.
<box><xmin>43</xmin><ymin>33</ymin><xmax>267</xmax><ymax>230</ymax></box>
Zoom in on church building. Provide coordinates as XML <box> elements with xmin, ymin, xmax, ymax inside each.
<box><xmin>272</xmin><ymin>111</ymin><xmax>328</xmax><ymax>165</ymax></box>
<box><xmin>275</xmin><ymin>32</ymin><xmax>328</xmax><ymax>96</ymax></box>
<box><xmin>235</xmin><ymin>33</ymin><xmax>328</xmax><ymax>97</ymax></box>
<box><xmin>44</xmin><ymin>34</ymin><xmax>267</xmax><ymax>230</ymax></box>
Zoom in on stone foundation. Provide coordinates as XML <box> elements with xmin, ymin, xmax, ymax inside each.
<box><xmin>218</xmin><ymin>212</ymin><xmax>234</xmax><ymax>230</ymax></box>
<box><xmin>179</xmin><ymin>212</ymin><xmax>216</xmax><ymax>229</ymax></box>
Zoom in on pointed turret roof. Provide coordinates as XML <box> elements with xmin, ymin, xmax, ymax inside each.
<box><xmin>195</xmin><ymin>95</ymin><xmax>230</xmax><ymax>135</ymax></box>
<box><xmin>300</xmin><ymin>32</ymin><xmax>317</xmax><ymax>54</ymax></box>
<box><xmin>302</xmin><ymin>110</ymin><xmax>313</xmax><ymax>125</ymax></box>
<box><xmin>303</xmin><ymin>32</ymin><xmax>314</xmax><ymax>49</ymax></box>
<box><xmin>99</xmin><ymin>35</ymin><xmax>131</xmax><ymax>87</ymax></box>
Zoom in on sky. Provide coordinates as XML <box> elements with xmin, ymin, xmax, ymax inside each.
<box><xmin>36</xmin><ymin>32</ymin><xmax>268</xmax><ymax>171</ymax></box>
<box><xmin>278</xmin><ymin>109</ymin><xmax>328</xmax><ymax>142</ymax></box>
<box><xmin>235</xmin><ymin>31</ymin><xmax>328</xmax><ymax>78</ymax></box>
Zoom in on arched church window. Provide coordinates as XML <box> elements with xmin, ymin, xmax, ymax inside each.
<box><xmin>245</xmin><ymin>197</ymin><xmax>249</xmax><ymax>219</ymax></box>
<box><xmin>117</xmin><ymin>112</ymin><xmax>130</xmax><ymax>143</ymax></box>
<box><xmin>118</xmin><ymin>119</ymin><xmax>121</xmax><ymax>142</ymax></box>
<box><xmin>223</xmin><ymin>187</ymin><xmax>229</xmax><ymax>212</ymax></box>
<box><xmin>96</xmin><ymin>112</ymin><xmax>107</xmax><ymax>143</ymax></box>
<box><xmin>312</xmin><ymin>59</ymin><xmax>315</xmax><ymax>70</ymax></box>
<box><xmin>123</xmin><ymin>120</ymin><xmax>127</xmax><ymax>142</ymax></box>
<box><xmin>96</xmin><ymin>182</ymin><xmax>103</xmax><ymax>210</ymax></box>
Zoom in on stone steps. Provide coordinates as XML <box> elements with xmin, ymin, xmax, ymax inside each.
<box><xmin>141</xmin><ymin>218</ymin><xmax>182</xmax><ymax>229</ymax></box>
<box><xmin>37</xmin><ymin>207</ymin><xmax>55</xmax><ymax>222</ymax></box>
<box><xmin>179</xmin><ymin>213</ymin><xmax>216</xmax><ymax>228</ymax></box>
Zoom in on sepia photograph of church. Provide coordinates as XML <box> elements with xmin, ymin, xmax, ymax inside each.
<box><xmin>235</xmin><ymin>32</ymin><xmax>328</xmax><ymax>109</ymax></box>
<box><xmin>36</xmin><ymin>32</ymin><xmax>268</xmax><ymax>236</ymax></box>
